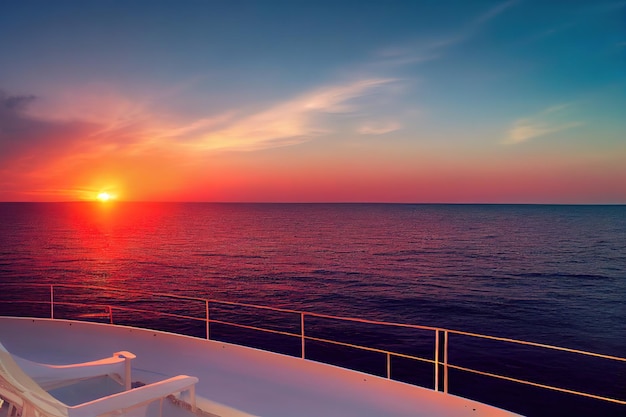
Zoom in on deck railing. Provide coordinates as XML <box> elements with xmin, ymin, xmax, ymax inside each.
<box><xmin>1</xmin><ymin>283</ymin><xmax>625</xmax><ymax>407</ymax></box>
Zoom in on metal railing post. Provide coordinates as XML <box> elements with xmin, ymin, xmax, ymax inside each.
<box><xmin>4</xmin><ymin>283</ymin><xmax>626</xmax><ymax>408</ymax></box>
<box><xmin>50</xmin><ymin>285</ymin><xmax>54</xmax><ymax>319</ymax></box>
<box><xmin>444</xmin><ymin>330</ymin><xmax>449</xmax><ymax>393</ymax></box>
<box><xmin>205</xmin><ymin>300</ymin><xmax>210</xmax><ymax>340</ymax></box>
<box><xmin>301</xmin><ymin>312</ymin><xmax>305</xmax><ymax>359</ymax></box>
<box><xmin>434</xmin><ymin>329</ymin><xmax>439</xmax><ymax>391</ymax></box>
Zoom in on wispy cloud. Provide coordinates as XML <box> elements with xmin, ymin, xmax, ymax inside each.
<box><xmin>2</xmin><ymin>76</ymin><xmax>401</xmax><ymax>177</ymax></box>
<box><xmin>357</xmin><ymin>121</ymin><xmax>401</xmax><ymax>135</ymax></box>
<box><xmin>175</xmin><ymin>78</ymin><xmax>399</xmax><ymax>151</ymax></box>
<box><xmin>472</xmin><ymin>0</ymin><xmax>520</xmax><ymax>27</ymax></box>
<box><xmin>374</xmin><ymin>38</ymin><xmax>457</xmax><ymax>67</ymax></box>
<box><xmin>523</xmin><ymin>1</ymin><xmax>625</xmax><ymax>44</ymax></box>
<box><xmin>506</xmin><ymin>120</ymin><xmax>580</xmax><ymax>144</ymax></box>
<box><xmin>0</xmin><ymin>90</ymin><xmax>97</xmax><ymax>164</ymax></box>
<box><xmin>504</xmin><ymin>104</ymin><xmax>582</xmax><ymax>144</ymax></box>
<box><xmin>374</xmin><ymin>0</ymin><xmax>519</xmax><ymax>67</ymax></box>
<box><xmin>12</xmin><ymin>2</ymin><xmax>520</xmax><ymax>159</ymax></box>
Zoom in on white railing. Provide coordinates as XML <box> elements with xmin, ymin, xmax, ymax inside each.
<box><xmin>1</xmin><ymin>283</ymin><xmax>625</xmax><ymax>406</ymax></box>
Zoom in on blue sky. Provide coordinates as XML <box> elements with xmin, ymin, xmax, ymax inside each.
<box><xmin>0</xmin><ymin>0</ymin><xmax>624</xmax><ymax>202</ymax></box>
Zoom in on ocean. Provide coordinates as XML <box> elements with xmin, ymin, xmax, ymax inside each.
<box><xmin>1</xmin><ymin>202</ymin><xmax>625</xmax><ymax>416</ymax></box>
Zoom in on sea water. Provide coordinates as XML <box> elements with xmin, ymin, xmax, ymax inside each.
<box><xmin>1</xmin><ymin>203</ymin><xmax>625</xmax><ymax>416</ymax></box>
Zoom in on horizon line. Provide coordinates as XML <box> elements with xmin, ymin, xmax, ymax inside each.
<box><xmin>1</xmin><ymin>201</ymin><xmax>625</xmax><ymax>206</ymax></box>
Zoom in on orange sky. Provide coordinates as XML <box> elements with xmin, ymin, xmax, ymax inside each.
<box><xmin>1</xmin><ymin>1</ymin><xmax>625</xmax><ymax>203</ymax></box>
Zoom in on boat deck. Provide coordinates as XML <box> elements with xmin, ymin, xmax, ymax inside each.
<box><xmin>0</xmin><ymin>317</ymin><xmax>521</xmax><ymax>417</ymax></box>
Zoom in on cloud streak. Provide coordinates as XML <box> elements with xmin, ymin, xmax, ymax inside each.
<box><xmin>0</xmin><ymin>90</ymin><xmax>96</xmax><ymax>164</ymax></box>
<box><xmin>472</xmin><ymin>0</ymin><xmax>520</xmax><ymax>27</ymax></box>
<box><xmin>0</xmin><ymin>76</ymin><xmax>402</xmax><ymax>200</ymax></box>
<box><xmin>373</xmin><ymin>0</ymin><xmax>519</xmax><ymax>68</ymax></box>
<box><xmin>4</xmin><ymin>1</ymin><xmax>520</xmax><ymax>162</ymax></box>
<box><xmin>2</xmin><ymin>76</ymin><xmax>400</xmax><ymax>166</ymax></box>
<box><xmin>170</xmin><ymin>78</ymin><xmax>399</xmax><ymax>151</ymax></box>
<box><xmin>357</xmin><ymin>121</ymin><xmax>401</xmax><ymax>135</ymax></box>
<box><xmin>504</xmin><ymin>104</ymin><xmax>582</xmax><ymax>144</ymax></box>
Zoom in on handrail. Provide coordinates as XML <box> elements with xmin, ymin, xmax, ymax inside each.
<box><xmin>447</xmin><ymin>363</ymin><xmax>626</xmax><ymax>404</ymax></box>
<box><xmin>448</xmin><ymin>329</ymin><xmax>626</xmax><ymax>363</ymax></box>
<box><xmin>1</xmin><ymin>282</ymin><xmax>624</xmax><ymax>406</ymax></box>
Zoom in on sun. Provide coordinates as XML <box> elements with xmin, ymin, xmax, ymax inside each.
<box><xmin>96</xmin><ymin>192</ymin><xmax>115</xmax><ymax>202</ymax></box>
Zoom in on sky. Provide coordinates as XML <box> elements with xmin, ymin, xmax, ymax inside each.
<box><xmin>0</xmin><ymin>0</ymin><xmax>624</xmax><ymax>203</ymax></box>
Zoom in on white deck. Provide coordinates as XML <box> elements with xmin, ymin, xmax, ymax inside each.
<box><xmin>0</xmin><ymin>317</ymin><xmax>521</xmax><ymax>417</ymax></box>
